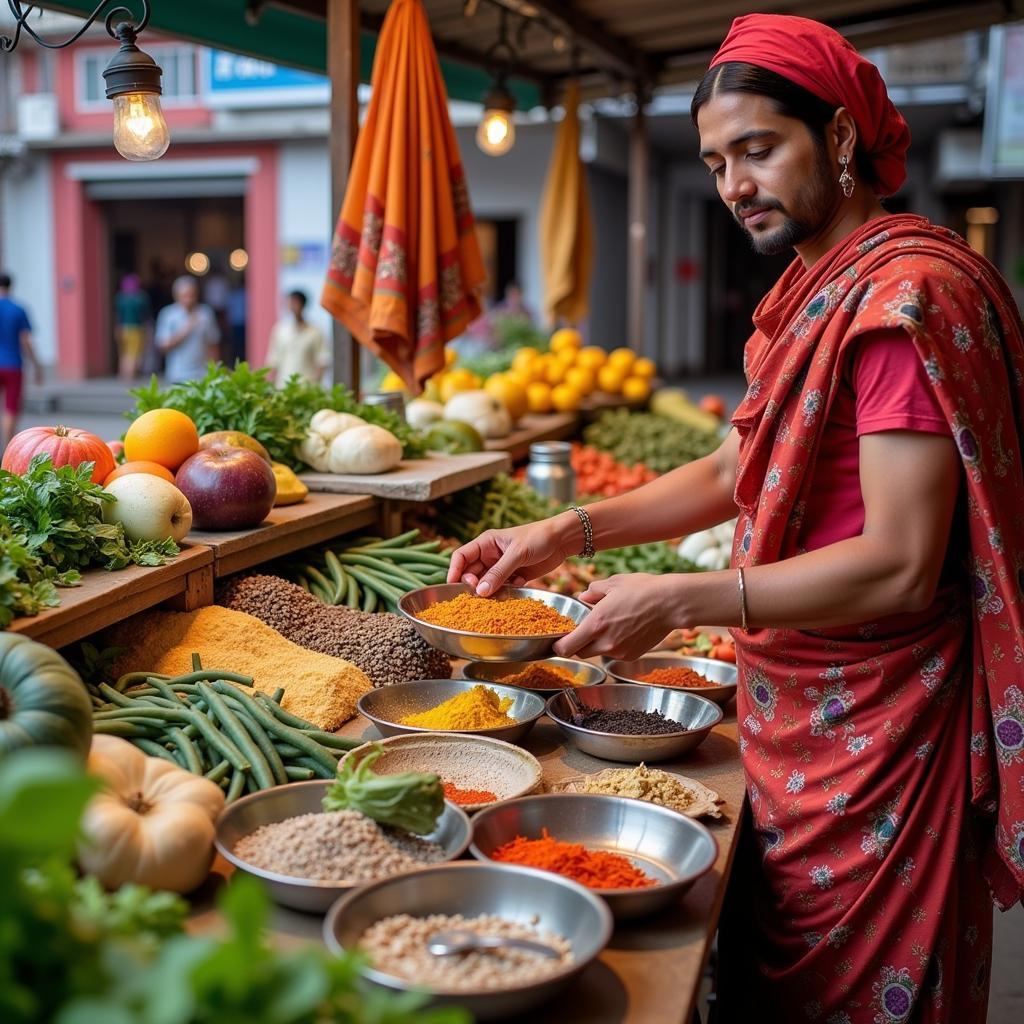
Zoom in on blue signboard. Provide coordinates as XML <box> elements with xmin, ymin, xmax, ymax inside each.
<box><xmin>203</xmin><ymin>49</ymin><xmax>329</xmax><ymax>107</ymax></box>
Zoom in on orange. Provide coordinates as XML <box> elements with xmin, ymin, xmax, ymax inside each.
<box><xmin>543</xmin><ymin>359</ymin><xmax>567</xmax><ymax>387</ymax></box>
<box><xmin>511</xmin><ymin>347</ymin><xmax>540</xmax><ymax>375</ymax></box>
<box><xmin>597</xmin><ymin>365</ymin><xmax>626</xmax><ymax>395</ymax></box>
<box><xmin>622</xmin><ymin>376</ymin><xmax>652</xmax><ymax>403</ymax></box>
<box><xmin>551</xmin><ymin>383</ymin><xmax>582</xmax><ymax>412</ymax></box>
<box><xmin>124</xmin><ymin>409</ymin><xmax>199</xmax><ymax>471</ymax></box>
<box><xmin>632</xmin><ymin>357</ymin><xmax>657</xmax><ymax>380</ymax></box>
<box><xmin>484</xmin><ymin>374</ymin><xmax>528</xmax><ymax>421</ymax></box>
<box><xmin>576</xmin><ymin>346</ymin><xmax>607</xmax><ymax>371</ymax></box>
<box><xmin>607</xmin><ymin>347</ymin><xmax>637</xmax><ymax>372</ymax></box>
<box><xmin>549</xmin><ymin>328</ymin><xmax>583</xmax><ymax>354</ymax></box>
<box><xmin>439</xmin><ymin>369</ymin><xmax>480</xmax><ymax>403</ymax></box>
<box><xmin>526</xmin><ymin>381</ymin><xmax>553</xmax><ymax>414</ymax></box>
<box><xmin>103</xmin><ymin>460</ymin><xmax>176</xmax><ymax>486</ymax></box>
<box><xmin>564</xmin><ymin>366</ymin><xmax>596</xmax><ymax>396</ymax></box>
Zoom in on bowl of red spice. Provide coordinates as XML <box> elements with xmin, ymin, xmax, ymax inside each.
<box><xmin>339</xmin><ymin>733</ymin><xmax>543</xmax><ymax>813</ymax></box>
<box><xmin>604</xmin><ymin>654</ymin><xmax>737</xmax><ymax>707</ymax></box>
<box><xmin>470</xmin><ymin>793</ymin><xmax>718</xmax><ymax>919</ymax></box>
<box><xmin>398</xmin><ymin>583</ymin><xmax>589</xmax><ymax>662</ymax></box>
<box><xmin>463</xmin><ymin>656</ymin><xmax>606</xmax><ymax>697</ymax></box>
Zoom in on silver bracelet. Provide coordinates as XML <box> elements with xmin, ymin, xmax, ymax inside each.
<box><xmin>570</xmin><ymin>506</ymin><xmax>595</xmax><ymax>559</ymax></box>
<box><xmin>737</xmin><ymin>567</ymin><xmax>748</xmax><ymax>631</ymax></box>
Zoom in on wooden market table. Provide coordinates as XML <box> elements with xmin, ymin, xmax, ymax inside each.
<box><xmin>194</xmin><ymin>705</ymin><xmax>744</xmax><ymax>1024</ymax></box>
<box><xmin>485</xmin><ymin>413</ymin><xmax>580</xmax><ymax>463</ymax></box>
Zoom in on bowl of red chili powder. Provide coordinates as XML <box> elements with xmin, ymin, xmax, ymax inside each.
<box><xmin>605</xmin><ymin>654</ymin><xmax>737</xmax><ymax>707</ymax></box>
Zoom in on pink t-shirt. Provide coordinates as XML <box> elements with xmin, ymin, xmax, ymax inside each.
<box><xmin>798</xmin><ymin>331</ymin><xmax>950</xmax><ymax>552</ymax></box>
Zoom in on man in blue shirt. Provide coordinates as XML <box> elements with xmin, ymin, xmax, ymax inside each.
<box><xmin>154</xmin><ymin>276</ymin><xmax>220</xmax><ymax>383</ymax></box>
<box><xmin>0</xmin><ymin>273</ymin><xmax>43</xmax><ymax>448</ymax></box>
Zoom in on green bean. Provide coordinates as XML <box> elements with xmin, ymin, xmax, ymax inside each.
<box><xmin>179</xmin><ymin>706</ymin><xmax>251</xmax><ymax>773</ymax></box>
<box><xmin>305</xmin><ymin>565</ymin><xmax>335</xmax><ymax>595</ymax></box>
<box><xmin>345</xmin><ymin>547</ymin><xmax>450</xmax><ymax>566</ymax></box>
<box><xmin>205</xmin><ymin>759</ymin><xmax>231</xmax><ymax>783</ymax></box>
<box><xmin>270</xmin><ymin>687</ymin><xmax>285</xmax><ymax>704</ymax></box>
<box><xmin>273</xmin><ymin>742</ymin><xmax>303</xmax><ymax>758</ymax></box>
<box><xmin>364</xmin><ymin>528</ymin><xmax>421</xmax><ymax>548</ymax></box>
<box><xmin>197</xmin><ymin>683</ymin><xmax>275</xmax><ymax>791</ymax></box>
<box><xmin>133</xmin><ymin>738</ymin><xmax>179</xmax><ymax>763</ymax></box>
<box><xmin>361</xmin><ymin>585</ymin><xmax>378</xmax><ymax>612</ymax></box>
<box><xmin>284</xmin><ymin>766</ymin><xmax>315</xmax><ymax>781</ymax></box>
<box><xmin>167</xmin><ymin>728</ymin><xmax>203</xmax><ymax>774</ymax></box>
<box><xmin>292</xmin><ymin>755</ymin><xmax>336</xmax><ymax>779</ymax></box>
<box><xmin>191</xmin><ymin>653</ymin><xmax>202</xmax><ymax>672</ymax></box>
<box><xmin>225</xmin><ymin>698</ymin><xmax>288</xmax><ymax>786</ymax></box>
<box><xmin>311</xmin><ymin>582</ymin><xmax>334</xmax><ymax>604</ymax></box>
<box><xmin>347</xmin><ymin>566</ymin><xmax>404</xmax><ymax>603</ymax></box>
<box><xmin>324</xmin><ymin>550</ymin><xmax>349</xmax><ymax>602</ymax></box>
<box><xmin>226</xmin><ymin>769</ymin><xmax>246</xmax><ymax>803</ymax></box>
<box><xmin>250</xmin><ymin>693</ymin><xmax>318</xmax><ymax>730</ymax></box>
<box><xmin>93</xmin><ymin>720</ymin><xmax>161</xmax><ymax>738</ymax></box>
<box><xmin>345</xmin><ymin>571</ymin><xmax>360</xmax><ymax>607</ymax></box>
<box><xmin>98</xmin><ymin>683</ymin><xmax>140</xmax><ymax>708</ymax></box>
<box><xmin>303</xmin><ymin>730</ymin><xmax>359</xmax><ymax>752</ymax></box>
<box><xmin>229</xmin><ymin>689</ymin><xmax>338</xmax><ymax>774</ymax></box>
<box><xmin>93</xmin><ymin>706</ymin><xmax>190</xmax><ymax>724</ymax></box>
<box><xmin>337</xmin><ymin>552</ymin><xmax>422</xmax><ymax>585</ymax></box>
<box><xmin>115</xmin><ymin>671</ymin><xmax>171</xmax><ymax>692</ymax></box>
<box><xmin>244</xmin><ymin>773</ymin><xmax>259</xmax><ymax>795</ymax></box>
<box><xmin>159</xmin><ymin>668</ymin><xmax>255</xmax><ymax>688</ymax></box>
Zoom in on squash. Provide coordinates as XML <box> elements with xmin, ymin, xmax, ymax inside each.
<box><xmin>443</xmin><ymin>390</ymin><xmax>513</xmax><ymax>439</ymax></box>
<box><xmin>327</xmin><ymin>424</ymin><xmax>403</xmax><ymax>475</ymax></box>
<box><xmin>0</xmin><ymin>633</ymin><xmax>92</xmax><ymax>760</ymax></box>
<box><xmin>2</xmin><ymin>425</ymin><xmax>116</xmax><ymax>484</ymax></box>
<box><xmin>298</xmin><ymin>430</ymin><xmax>330</xmax><ymax>472</ymax></box>
<box><xmin>78</xmin><ymin>734</ymin><xmax>225</xmax><ymax>893</ymax></box>
<box><xmin>309</xmin><ymin>409</ymin><xmax>365</xmax><ymax>442</ymax></box>
<box><xmin>271</xmin><ymin>462</ymin><xmax>309</xmax><ymax>505</ymax></box>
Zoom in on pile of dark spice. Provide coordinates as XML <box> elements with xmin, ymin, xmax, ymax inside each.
<box><xmin>575</xmin><ymin>707</ymin><xmax>685</xmax><ymax>736</ymax></box>
<box><xmin>217</xmin><ymin>574</ymin><xmax>451</xmax><ymax>688</ymax></box>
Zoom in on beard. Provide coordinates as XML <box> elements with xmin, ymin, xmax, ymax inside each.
<box><xmin>734</xmin><ymin>145</ymin><xmax>838</xmax><ymax>256</ymax></box>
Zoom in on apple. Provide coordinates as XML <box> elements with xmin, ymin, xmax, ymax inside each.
<box><xmin>198</xmin><ymin>430</ymin><xmax>271</xmax><ymax>464</ymax></box>
<box><xmin>107</xmin><ymin>440</ymin><xmax>125</xmax><ymax>461</ymax></box>
<box><xmin>103</xmin><ymin>474</ymin><xmax>192</xmax><ymax>543</ymax></box>
<box><xmin>175</xmin><ymin>446</ymin><xmax>276</xmax><ymax>531</ymax></box>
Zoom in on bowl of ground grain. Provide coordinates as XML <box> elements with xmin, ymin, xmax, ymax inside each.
<box><xmin>323</xmin><ymin>861</ymin><xmax>612</xmax><ymax>1020</ymax></box>
<box><xmin>398</xmin><ymin>583</ymin><xmax>590</xmax><ymax>662</ymax></box>
<box><xmin>604</xmin><ymin>653</ymin><xmax>737</xmax><ymax>707</ymax></box>
<box><xmin>339</xmin><ymin>733</ymin><xmax>543</xmax><ymax>812</ymax></box>
<box><xmin>463</xmin><ymin>657</ymin><xmax>606</xmax><ymax>697</ymax></box>
<box><xmin>470</xmin><ymin>793</ymin><xmax>718</xmax><ymax>920</ymax></box>
<box><xmin>215</xmin><ymin>780</ymin><xmax>472</xmax><ymax>913</ymax></box>
<box><xmin>358</xmin><ymin>678</ymin><xmax>547</xmax><ymax>745</ymax></box>
<box><xmin>546</xmin><ymin>683</ymin><xmax>723</xmax><ymax>762</ymax></box>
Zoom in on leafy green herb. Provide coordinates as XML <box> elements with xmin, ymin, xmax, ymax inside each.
<box><xmin>130</xmin><ymin>363</ymin><xmax>426</xmax><ymax>469</ymax></box>
<box><xmin>0</xmin><ymin>520</ymin><xmax>61</xmax><ymax>627</ymax></box>
<box><xmin>323</xmin><ymin>745</ymin><xmax>444</xmax><ymax>835</ymax></box>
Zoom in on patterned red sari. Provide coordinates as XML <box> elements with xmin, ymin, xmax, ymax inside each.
<box><xmin>731</xmin><ymin>214</ymin><xmax>1024</xmax><ymax>1023</ymax></box>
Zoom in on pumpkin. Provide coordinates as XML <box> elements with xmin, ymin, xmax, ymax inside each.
<box><xmin>0</xmin><ymin>633</ymin><xmax>93</xmax><ymax>760</ymax></box>
<box><xmin>78</xmin><ymin>735</ymin><xmax>226</xmax><ymax>893</ymax></box>
<box><xmin>2</xmin><ymin>425</ymin><xmax>116</xmax><ymax>483</ymax></box>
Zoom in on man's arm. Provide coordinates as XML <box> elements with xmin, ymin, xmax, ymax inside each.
<box><xmin>156</xmin><ymin>311</ymin><xmax>194</xmax><ymax>353</ymax></box>
<box><xmin>19</xmin><ymin>328</ymin><xmax>43</xmax><ymax>386</ymax></box>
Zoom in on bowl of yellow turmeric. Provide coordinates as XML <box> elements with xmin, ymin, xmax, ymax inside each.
<box><xmin>398</xmin><ymin>583</ymin><xmax>589</xmax><ymax>663</ymax></box>
<box><xmin>357</xmin><ymin>679</ymin><xmax>547</xmax><ymax>746</ymax></box>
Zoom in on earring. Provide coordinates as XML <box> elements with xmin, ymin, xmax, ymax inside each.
<box><xmin>839</xmin><ymin>155</ymin><xmax>855</xmax><ymax>198</ymax></box>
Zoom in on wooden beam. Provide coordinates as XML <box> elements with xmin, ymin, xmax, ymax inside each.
<box><xmin>326</xmin><ymin>0</ymin><xmax>361</xmax><ymax>393</ymax></box>
<box><xmin>627</xmin><ymin>97</ymin><xmax>649</xmax><ymax>352</ymax></box>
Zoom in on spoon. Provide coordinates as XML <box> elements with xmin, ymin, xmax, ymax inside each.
<box><xmin>562</xmin><ymin>685</ymin><xmax>588</xmax><ymax>726</ymax></box>
<box><xmin>427</xmin><ymin>928</ymin><xmax>562</xmax><ymax>960</ymax></box>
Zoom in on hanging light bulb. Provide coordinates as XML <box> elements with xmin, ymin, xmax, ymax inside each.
<box><xmin>476</xmin><ymin>83</ymin><xmax>516</xmax><ymax>157</ymax></box>
<box><xmin>103</xmin><ymin>20</ymin><xmax>169</xmax><ymax>162</ymax></box>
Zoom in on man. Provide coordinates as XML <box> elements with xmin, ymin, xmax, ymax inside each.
<box><xmin>265</xmin><ymin>290</ymin><xmax>329</xmax><ymax>385</ymax></box>
<box><xmin>447</xmin><ymin>15</ymin><xmax>1024</xmax><ymax>1022</ymax></box>
<box><xmin>154</xmin><ymin>276</ymin><xmax>220</xmax><ymax>384</ymax></box>
<box><xmin>0</xmin><ymin>273</ymin><xmax>44</xmax><ymax>447</ymax></box>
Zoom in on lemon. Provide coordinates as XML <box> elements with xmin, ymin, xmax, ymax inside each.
<box><xmin>505</xmin><ymin>369</ymin><xmax>532</xmax><ymax>391</ymax></box>
<box><xmin>439</xmin><ymin>369</ymin><xmax>480</xmax><ymax>403</ymax></box>
<box><xmin>485</xmin><ymin>373</ymin><xmax>528</xmax><ymax>421</ymax></box>
<box><xmin>444</xmin><ymin>347</ymin><xmax>459</xmax><ymax>367</ymax></box>
<box><xmin>511</xmin><ymin>347</ymin><xmax>540</xmax><ymax>374</ymax></box>
<box><xmin>632</xmin><ymin>357</ymin><xmax>657</xmax><ymax>379</ymax></box>
<box><xmin>551</xmin><ymin>383</ymin><xmax>583</xmax><ymax>412</ymax></box>
<box><xmin>565</xmin><ymin>366</ymin><xmax>596</xmax><ymax>396</ymax></box>
<box><xmin>543</xmin><ymin>359</ymin><xmax>568</xmax><ymax>387</ymax></box>
<box><xmin>380</xmin><ymin>370</ymin><xmax>407</xmax><ymax>393</ymax></box>
<box><xmin>607</xmin><ymin>347</ymin><xmax>637</xmax><ymax>371</ymax></box>
<box><xmin>597</xmin><ymin>365</ymin><xmax>626</xmax><ymax>394</ymax></box>
<box><xmin>622</xmin><ymin>376</ymin><xmax>652</xmax><ymax>402</ymax></box>
<box><xmin>576</xmin><ymin>346</ymin><xmax>607</xmax><ymax>370</ymax></box>
<box><xmin>526</xmin><ymin>381</ymin><xmax>553</xmax><ymax>414</ymax></box>
<box><xmin>550</xmin><ymin>327</ymin><xmax>583</xmax><ymax>353</ymax></box>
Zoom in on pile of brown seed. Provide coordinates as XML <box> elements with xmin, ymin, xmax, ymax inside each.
<box><xmin>217</xmin><ymin>574</ymin><xmax>451</xmax><ymax>688</ymax></box>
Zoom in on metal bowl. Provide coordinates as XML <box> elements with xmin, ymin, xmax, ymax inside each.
<box><xmin>604</xmin><ymin>653</ymin><xmax>737</xmax><ymax>707</ymax></box>
<box><xmin>339</xmin><ymin>732</ymin><xmax>543</xmax><ymax>812</ymax></box>
<box><xmin>323</xmin><ymin>861</ymin><xmax>613</xmax><ymax>1020</ymax></box>
<box><xmin>214</xmin><ymin>780</ymin><xmax>472</xmax><ymax>913</ymax></box>
<box><xmin>546</xmin><ymin>683</ymin><xmax>723</xmax><ymax>762</ymax></box>
<box><xmin>462</xmin><ymin>656</ymin><xmax>606</xmax><ymax>698</ymax></box>
<box><xmin>358</xmin><ymin>678</ymin><xmax>546</xmax><ymax>745</ymax></box>
<box><xmin>470</xmin><ymin>793</ymin><xmax>718</xmax><ymax>919</ymax></box>
<box><xmin>398</xmin><ymin>582</ymin><xmax>590</xmax><ymax>662</ymax></box>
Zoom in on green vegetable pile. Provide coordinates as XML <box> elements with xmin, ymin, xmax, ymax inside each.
<box><xmin>583</xmin><ymin>407</ymin><xmax>719</xmax><ymax>472</ymax></box>
<box><xmin>0</xmin><ymin>456</ymin><xmax>179</xmax><ymax>626</ymax></box>
<box><xmin>432</xmin><ymin>474</ymin><xmax>557</xmax><ymax>543</ymax></box>
<box><xmin>288</xmin><ymin>529</ymin><xmax>451</xmax><ymax>613</ymax></box>
<box><xmin>130</xmin><ymin>363</ymin><xmax>427</xmax><ymax>470</ymax></box>
<box><xmin>583</xmin><ymin>542</ymin><xmax>700</xmax><ymax>578</ymax></box>
<box><xmin>89</xmin><ymin>657</ymin><xmax>360</xmax><ymax>802</ymax></box>
<box><xmin>323</xmin><ymin>745</ymin><xmax>444</xmax><ymax>835</ymax></box>
<box><xmin>0</xmin><ymin>748</ymin><xmax>465</xmax><ymax>1024</ymax></box>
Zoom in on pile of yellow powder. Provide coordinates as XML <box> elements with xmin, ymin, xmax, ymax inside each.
<box><xmin>400</xmin><ymin>685</ymin><xmax>517</xmax><ymax>730</ymax></box>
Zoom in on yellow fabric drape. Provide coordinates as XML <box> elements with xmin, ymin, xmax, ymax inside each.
<box><xmin>321</xmin><ymin>0</ymin><xmax>486</xmax><ymax>392</ymax></box>
<box><xmin>539</xmin><ymin>83</ymin><xmax>594</xmax><ymax>326</ymax></box>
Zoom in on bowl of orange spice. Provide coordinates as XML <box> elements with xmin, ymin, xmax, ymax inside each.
<box><xmin>398</xmin><ymin>583</ymin><xmax>589</xmax><ymax>663</ymax></box>
<box><xmin>463</xmin><ymin>656</ymin><xmax>606</xmax><ymax>697</ymax></box>
<box><xmin>604</xmin><ymin>654</ymin><xmax>737</xmax><ymax>708</ymax></box>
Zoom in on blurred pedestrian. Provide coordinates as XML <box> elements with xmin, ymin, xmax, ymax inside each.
<box><xmin>226</xmin><ymin>276</ymin><xmax>247</xmax><ymax>366</ymax></box>
<box><xmin>0</xmin><ymin>273</ymin><xmax>44</xmax><ymax>449</ymax></box>
<box><xmin>154</xmin><ymin>276</ymin><xmax>220</xmax><ymax>384</ymax></box>
<box><xmin>265</xmin><ymin>290</ymin><xmax>329</xmax><ymax>385</ymax></box>
<box><xmin>113</xmin><ymin>273</ymin><xmax>152</xmax><ymax>381</ymax></box>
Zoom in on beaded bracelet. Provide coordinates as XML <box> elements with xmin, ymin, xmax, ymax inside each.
<box><xmin>570</xmin><ymin>506</ymin><xmax>595</xmax><ymax>559</ymax></box>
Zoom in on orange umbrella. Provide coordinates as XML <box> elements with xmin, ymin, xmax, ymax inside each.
<box><xmin>321</xmin><ymin>0</ymin><xmax>486</xmax><ymax>393</ymax></box>
<box><xmin>539</xmin><ymin>83</ymin><xmax>594</xmax><ymax>326</ymax></box>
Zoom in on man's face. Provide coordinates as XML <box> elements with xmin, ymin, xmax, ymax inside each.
<box><xmin>288</xmin><ymin>295</ymin><xmax>304</xmax><ymax>317</ymax></box>
<box><xmin>176</xmin><ymin>284</ymin><xmax>199</xmax><ymax>310</ymax></box>
<box><xmin>697</xmin><ymin>91</ymin><xmax>839</xmax><ymax>256</ymax></box>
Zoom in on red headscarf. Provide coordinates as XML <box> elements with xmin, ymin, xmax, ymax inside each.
<box><xmin>709</xmin><ymin>14</ymin><xmax>910</xmax><ymax>196</ymax></box>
